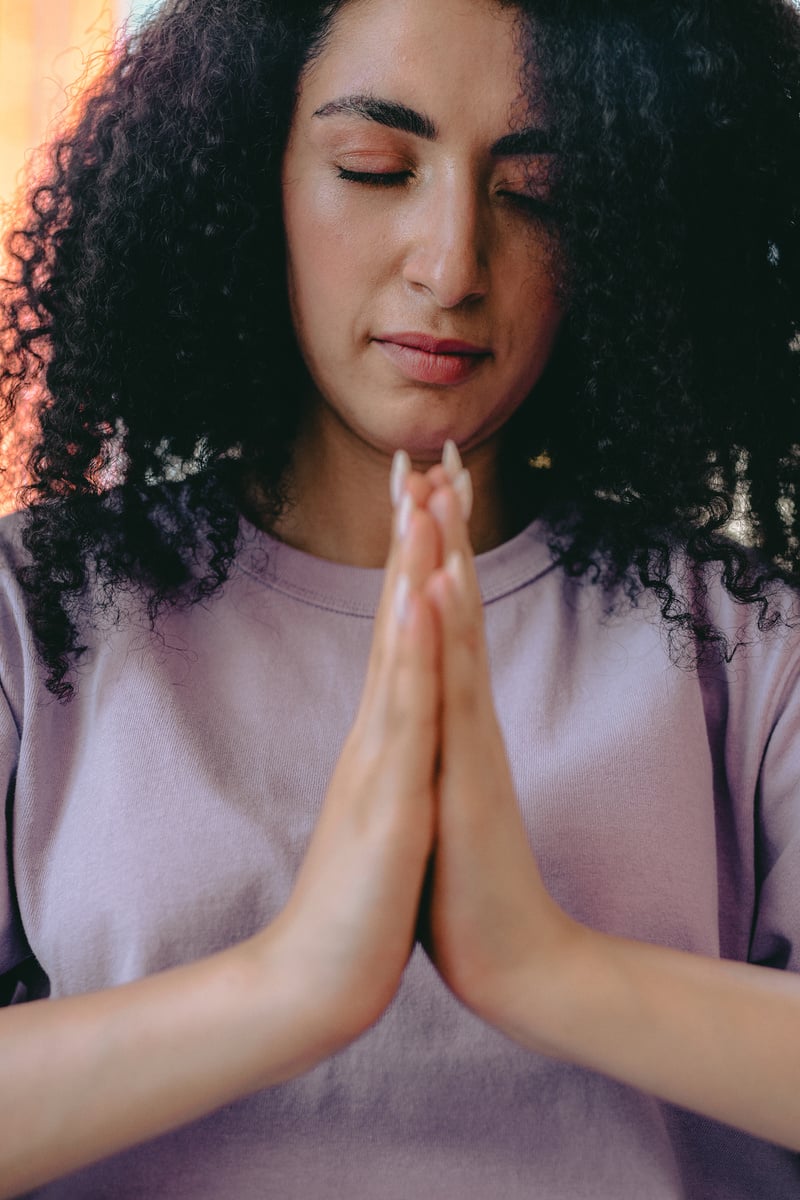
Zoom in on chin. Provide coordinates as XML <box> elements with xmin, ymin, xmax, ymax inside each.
<box><xmin>378</xmin><ymin>422</ymin><xmax>464</xmax><ymax>463</ymax></box>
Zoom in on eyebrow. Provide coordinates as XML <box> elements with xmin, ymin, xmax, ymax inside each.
<box><xmin>313</xmin><ymin>95</ymin><xmax>552</xmax><ymax>157</ymax></box>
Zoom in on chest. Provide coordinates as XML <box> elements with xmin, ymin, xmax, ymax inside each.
<box><xmin>13</xmin><ymin>588</ymin><xmax>731</xmax><ymax>996</ymax></box>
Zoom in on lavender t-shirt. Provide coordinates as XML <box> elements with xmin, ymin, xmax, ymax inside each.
<box><xmin>1</xmin><ymin>507</ymin><xmax>799</xmax><ymax>1198</ymax></box>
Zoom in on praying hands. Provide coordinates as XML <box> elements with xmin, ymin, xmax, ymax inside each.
<box><xmin>280</xmin><ymin>442</ymin><xmax>800</xmax><ymax>1156</ymax></box>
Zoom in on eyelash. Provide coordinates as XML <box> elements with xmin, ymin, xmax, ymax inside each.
<box><xmin>336</xmin><ymin>168</ymin><xmax>553</xmax><ymax>218</ymax></box>
<box><xmin>504</xmin><ymin>193</ymin><xmax>554</xmax><ymax>219</ymax></box>
<box><xmin>337</xmin><ymin>167</ymin><xmax>412</xmax><ymax>187</ymax></box>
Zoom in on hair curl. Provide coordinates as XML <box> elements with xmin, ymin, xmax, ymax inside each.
<box><xmin>1</xmin><ymin>0</ymin><xmax>799</xmax><ymax>698</ymax></box>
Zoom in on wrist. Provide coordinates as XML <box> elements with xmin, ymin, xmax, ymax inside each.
<box><xmin>245</xmin><ymin>914</ymin><xmax>381</xmax><ymax>1067</ymax></box>
<box><xmin>474</xmin><ymin>908</ymin><xmax>596</xmax><ymax>1059</ymax></box>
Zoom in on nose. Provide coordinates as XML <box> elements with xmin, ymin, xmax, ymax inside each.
<box><xmin>402</xmin><ymin>170</ymin><xmax>489</xmax><ymax>309</ymax></box>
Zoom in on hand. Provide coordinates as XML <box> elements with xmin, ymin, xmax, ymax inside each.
<box><xmin>417</xmin><ymin>458</ymin><xmax>579</xmax><ymax>1026</ymax></box>
<box><xmin>268</xmin><ymin>464</ymin><xmax>443</xmax><ymax>1044</ymax></box>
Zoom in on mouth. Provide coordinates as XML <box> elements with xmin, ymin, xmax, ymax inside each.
<box><xmin>373</xmin><ymin>332</ymin><xmax>492</xmax><ymax>386</ymax></box>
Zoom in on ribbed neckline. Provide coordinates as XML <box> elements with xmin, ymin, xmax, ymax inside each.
<box><xmin>234</xmin><ymin>511</ymin><xmax>558</xmax><ymax>619</ymax></box>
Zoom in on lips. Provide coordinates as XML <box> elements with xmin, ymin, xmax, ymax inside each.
<box><xmin>374</xmin><ymin>332</ymin><xmax>491</xmax><ymax>386</ymax></box>
<box><xmin>377</xmin><ymin>332</ymin><xmax>490</xmax><ymax>356</ymax></box>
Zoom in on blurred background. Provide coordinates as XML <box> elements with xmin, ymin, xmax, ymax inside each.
<box><xmin>0</xmin><ymin>1</ymin><xmax>159</xmax><ymax>513</ymax></box>
<box><xmin>0</xmin><ymin>0</ymin><xmax>158</xmax><ymax>221</ymax></box>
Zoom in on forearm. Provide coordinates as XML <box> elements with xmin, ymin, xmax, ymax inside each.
<box><xmin>0</xmin><ymin>927</ymin><xmax>342</xmax><ymax>1197</ymax></box>
<box><xmin>492</xmin><ymin>922</ymin><xmax>800</xmax><ymax>1152</ymax></box>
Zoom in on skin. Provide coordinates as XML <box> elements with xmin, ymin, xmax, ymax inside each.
<box><xmin>3</xmin><ymin>1</ymin><xmax>800</xmax><ymax>1193</ymax></box>
<box><xmin>273</xmin><ymin>0</ymin><xmax>562</xmax><ymax>566</ymax></box>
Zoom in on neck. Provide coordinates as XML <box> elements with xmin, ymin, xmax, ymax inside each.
<box><xmin>240</xmin><ymin>405</ymin><xmax>537</xmax><ymax>568</ymax></box>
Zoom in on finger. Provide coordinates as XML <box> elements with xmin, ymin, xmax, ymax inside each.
<box><xmin>360</xmin><ymin>447</ymin><xmax>443</xmax><ymax>705</ymax></box>
<box><xmin>390</xmin><ymin>448</ymin><xmax>412</xmax><ymax>508</ymax></box>
<box><xmin>424</xmin><ymin>554</ymin><xmax>501</xmax><ymax>810</ymax></box>
<box><xmin>391</xmin><ymin>450</ymin><xmax>435</xmax><ymax>510</ymax></box>
<box><xmin>377</xmin><ymin>574</ymin><xmax>439</xmax><ymax>748</ymax></box>
<box><xmin>428</xmin><ymin>548</ymin><xmax>490</xmax><ymax>701</ymax></box>
<box><xmin>425</xmin><ymin>441</ymin><xmax>474</xmax><ymax>561</ymax></box>
<box><xmin>377</xmin><ymin>457</ymin><xmax>437</xmax><ymax>628</ymax></box>
<box><xmin>358</xmin><ymin>597</ymin><xmax>437</xmax><ymax>742</ymax></box>
<box><xmin>426</xmin><ymin>481</ymin><xmax>481</xmax><ymax>612</ymax></box>
<box><xmin>423</xmin><ymin>464</ymin><xmax>452</xmax><ymax>490</ymax></box>
<box><xmin>406</xmin><ymin>474</ymin><xmax>435</xmax><ymax>508</ymax></box>
<box><xmin>424</xmin><ymin>532</ymin><xmax>492</xmax><ymax>719</ymax></box>
<box><xmin>400</xmin><ymin>504</ymin><xmax>442</xmax><ymax>594</ymax></box>
<box><xmin>365</xmin><ymin>492</ymin><xmax>443</xmax><ymax>701</ymax></box>
<box><xmin>424</xmin><ymin>437</ymin><xmax>468</xmax><ymax>492</ymax></box>
<box><xmin>358</xmin><ymin>549</ymin><xmax>441</xmax><ymax>782</ymax></box>
<box><xmin>377</xmin><ymin>494</ymin><xmax>441</xmax><ymax>626</ymax></box>
<box><xmin>428</xmin><ymin>551</ymin><xmax>539</xmax><ymax>862</ymax></box>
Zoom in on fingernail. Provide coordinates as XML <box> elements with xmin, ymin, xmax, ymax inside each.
<box><xmin>441</xmin><ymin>439</ymin><xmax>462</xmax><ymax>481</ymax></box>
<box><xmin>396</xmin><ymin>492</ymin><xmax>414</xmax><ymax>538</ymax></box>
<box><xmin>446</xmin><ymin>549</ymin><xmax>468</xmax><ymax>599</ymax></box>
<box><xmin>390</xmin><ymin>449</ymin><xmax>411</xmax><ymax>508</ymax></box>
<box><xmin>395</xmin><ymin>572</ymin><xmax>411</xmax><ymax>623</ymax></box>
<box><xmin>453</xmin><ymin>468</ymin><xmax>473</xmax><ymax>522</ymax></box>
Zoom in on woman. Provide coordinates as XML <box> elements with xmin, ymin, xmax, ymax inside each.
<box><xmin>1</xmin><ymin>0</ymin><xmax>799</xmax><ymax>1194</ymax></box>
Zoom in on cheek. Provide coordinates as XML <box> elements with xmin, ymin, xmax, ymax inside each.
<box><xmin>283</xmin><ymin>193</ymin><xmax>347</xmax><ymax>351</ymax></box>
<box><xmin>284</xmin><ymin>180</ymin><xmax>382</xmax><ymax>324</ymax></box>
<box><xmin>514</xmin><ymin>253</ymin><xmax>564</xmax><ymax>347</ymax></box>
<box><xmin>285</xmin><ymin>193</ymin><xmax>396</xmax><ymax>365</ymax></box>
<box><xmin>505</xmin><ymin>274</ymin><xmax>564</xmax><ymax>393</ymax></box>
<box><xmin>285</xmin><ymin>184</ymin><xmax>347</xmax><ymax>285</ymax></box>
<box><xmin>286</xmin><ymin>170</ymin><xmax>385</xmax><ymax>264</ymax></box>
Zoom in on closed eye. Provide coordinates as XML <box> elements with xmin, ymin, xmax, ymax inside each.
<box><xmin>336</xmin><ymin>170</ymin><xmax>554</xmax><ymax>215</ymax></box>
<box><xmin>500</xmin><ymin>191</ymin><xmax>555</xmax><ymax>218</ymax></box>
<box><xmin>337</xmin><ymin>168</ymin><xmax>413</xmax><ymax>187</ymax></box>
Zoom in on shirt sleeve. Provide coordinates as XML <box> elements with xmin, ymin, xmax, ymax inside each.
<box><xmin>748</xmin><ymin>650</ymin><xmax>800</xmax><ymax>973</ymax></box>
<box><xmin>0</xmin><ymin>669</ymin><xmax>27</xmax><ymax>997</ymax></box>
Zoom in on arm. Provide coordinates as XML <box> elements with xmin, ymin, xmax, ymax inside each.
<box><xmin>491</xmin><ymin>920</ymin><xmax>800</xmax><ymax>1153</ymax></box>
<box><xmin>0</xmin><ymin>929</ymin><xmax>344</xmax><ymax>1198</ymax></box>
<box><xmin>418</xmin><ymin>468</ymin><xmax>800</xmax><ymax>1155</ymax></box>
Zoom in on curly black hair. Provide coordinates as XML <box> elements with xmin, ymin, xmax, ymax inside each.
<box><xmin>1</xmin><ymin>0</ymin><xmax>799</xmax><ymax>699</ymax></box>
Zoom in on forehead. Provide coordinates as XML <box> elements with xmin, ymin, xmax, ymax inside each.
<box><xmin>298</xmin><ymin>0</ymin><xmax>527</xmax><ymax>134</ymax></box>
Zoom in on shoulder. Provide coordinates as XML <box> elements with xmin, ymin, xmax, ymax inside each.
<box><xmin>0</xmin><ymin>507</ymin><xmax>30</xmax><ymax>571</ymax></box>
<box><xmin>673</xmin><ymin>549</ymin><xmax>800</xmax><ymax>745</ymax></box>
<box><xmin>0</xmin><ymin>509</ymin><xmax>35</xmax><ymax>725</ymax></box>
<box><xmin>0</xmin><ymin>507</ymin><xmax>33</xmax><ymax>637</ymax></box>
<box><xmin>684</xmin><ymin>547</ymin><xmax>800</xmax><ymax>664</ymax></box>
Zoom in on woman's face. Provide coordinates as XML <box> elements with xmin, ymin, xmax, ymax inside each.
<box><xmin>281</xmin><ymin>0</ymin><xmax>563</xmax><ymax>463</ymax></box>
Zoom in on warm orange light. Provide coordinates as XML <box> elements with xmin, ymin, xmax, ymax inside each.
<box><xmin>0</xmin><ymin>0</ymin><xmax>126</xmax><ymax>222</ymax></box>
<box><xmin>0</xmin><ymin>0</ymin><xmax>127</xmax><ymax>514</ymax></box>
